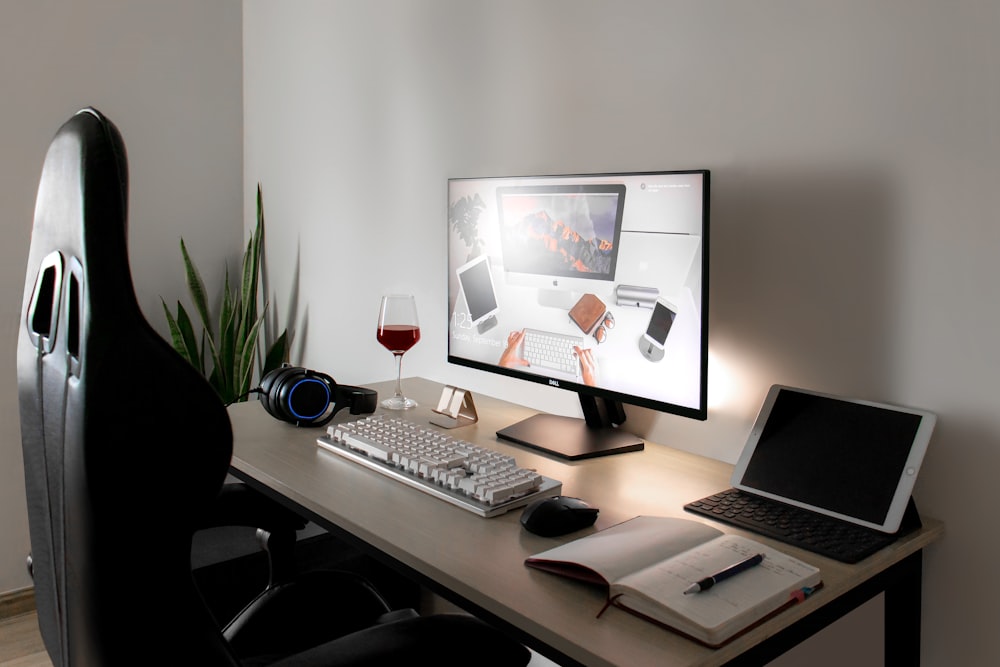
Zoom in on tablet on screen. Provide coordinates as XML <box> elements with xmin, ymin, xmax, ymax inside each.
<box><xmin>455</xmin><ymin>254</ymin><xmax>500</xmax><ymax>330</ymax></box>
<box><xmin>731</xmin><ymin>385</ymin><xmax>936</xmax><ymax>533</ymax></box>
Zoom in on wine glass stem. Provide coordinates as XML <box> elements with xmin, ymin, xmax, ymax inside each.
<box><xmin>393</xmin><ymin>353</ymin><xmax>405</xmax><ymax>398</ymax></box>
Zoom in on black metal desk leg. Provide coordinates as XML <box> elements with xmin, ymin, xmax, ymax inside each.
<box><xmin>884</xmin><ymin>550</ymin><xmax>923</xmax><ymax>666</ymax></box>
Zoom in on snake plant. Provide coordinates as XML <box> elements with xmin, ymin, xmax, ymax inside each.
<box><xmin>162</xmin><ymin>184</ymin><xmax>287</xmax><ymax>403</ymax></box>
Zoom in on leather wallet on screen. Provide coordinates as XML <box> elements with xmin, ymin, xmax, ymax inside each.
<box><xmin>569</xmin><ymin>293</ymin><xmax>606</xmax><ymax>334</ymax></box>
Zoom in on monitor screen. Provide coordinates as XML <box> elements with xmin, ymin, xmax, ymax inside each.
<box><xmin>447</xmin><ymin>170</ymin><xmax>709</xmax><ymax>459</ymax></box>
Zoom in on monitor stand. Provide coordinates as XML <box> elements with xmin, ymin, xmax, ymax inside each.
<box><xmin>496</xmin><ymin>395</ymin><xmax>644</xmax><ymax>460</ymax></box>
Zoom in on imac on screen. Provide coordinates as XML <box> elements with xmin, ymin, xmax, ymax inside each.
<box><xmin>447</xmin><ymin>171</ymin><xmax>710</xmax><ymax>459</ymax></box>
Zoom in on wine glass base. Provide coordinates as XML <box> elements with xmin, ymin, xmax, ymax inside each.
<box><xmin>382</xmin><ymin>396</ymin><xmax>418</xmax><ymax>410</ymax></box>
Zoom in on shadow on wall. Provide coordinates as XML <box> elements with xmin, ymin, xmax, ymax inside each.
<box><xmin>628</xmin><ymin>162</ymin><xmax>897</xmax><ymax>442</ymax></box>
<box><xmin>711</xmin><ymin>162</ymin><xmax>897</xmax><ymax>397</ymax></box>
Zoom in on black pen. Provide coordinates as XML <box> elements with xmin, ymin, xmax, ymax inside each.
<box><xmin>683</xmin><ymin>553</ymin><xmax>765</xmax><ymax>594</ymax></box>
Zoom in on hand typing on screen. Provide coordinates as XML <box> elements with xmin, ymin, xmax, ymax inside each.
<box><xmin>574</xmin><ymin>346</ymin><xmax>597</xmax><ymax>386</ymax></box>
<box><xmin>499</xmin><ymin>330</ymin><xmax>529</xmax><ymax>369</ymax></box>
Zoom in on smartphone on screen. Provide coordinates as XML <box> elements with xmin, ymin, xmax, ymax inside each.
<box><xmin>639</xmin><ymin>298</ymin><xmax>676</xmax><ymax>361</ymax></box>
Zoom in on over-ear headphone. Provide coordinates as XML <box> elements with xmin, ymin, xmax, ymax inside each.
<box><xmin>258</xmin><ymin>364</ymin><xmax>377</xmax><ymax>427</ymax></box>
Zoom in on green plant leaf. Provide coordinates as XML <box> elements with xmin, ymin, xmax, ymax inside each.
<box><xmin>200</xmin><ymin>310</ymin><xmax>225</xmax><ymax>398</ymax></box>
<box><xmin>240</xmin><ymin>187</ymin><xmax>264</xmax><ymax>338</ymax></box>
<box><xmin>236</xmin><ymin>315</ymin><xmax>265</xmax><ymax>399</ymax></box>
<box><xmin>217</xmin><ymin>267</ymin><xmax>237</xmax><ymax>394</ymax></box>
<box><xmin>207</xmin><ymin>364</ymin><xmax>224</xmax><ymax>401</ymax></box>
<box><xmin>262</xmin><ymin>329</ymin><xmax>289</xmax><ymax>377</ymax></box>
<box><xmin>238</xmin><ymin>236</ymin><xmax>256</xmax><ymax>346</ymax></box>
<box><xmin>180</xmin><ymin>239</ymin><xmax>213</xmax><ymax>338</ymax></box>
<box><xmin>161</xmin><ymin>300</ymin><xmax>190</xmax><ymax>363</ymax></box>
<box><xmin>161</xmin><ymin>299</ymin><xmax>205</xmax><ymax>374</ymax></box>
<box><xmin>174</xmin><ymin>302</ymin><xmax>203</xmax><ymax>373</ymax></box>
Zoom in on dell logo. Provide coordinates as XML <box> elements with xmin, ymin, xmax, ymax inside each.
<box><xmin>548</xmin><ymin>379</ymin><xmax>560</xmax><ymax>387</ymax></box>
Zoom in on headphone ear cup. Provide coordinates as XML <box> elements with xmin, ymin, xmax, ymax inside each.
<box><xmin>284</xmin><ymin>373</ymin><xmax>334</xmax><ymax>424</ymax></box>
<box><xmin>259</xmin><ymin>365</ymin><xmax>295</xmax><ymax>421</ymax></box>
<box><xmin>259</xmin><ymin>365</ymin><xmax>336</xmax><ymax>426</ymax></box>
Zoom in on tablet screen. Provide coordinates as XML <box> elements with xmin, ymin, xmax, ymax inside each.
<box><xmin>731</xmin><ymin>385</ymin><xmax>936</xmax><ymax>532</ymax></box>
<box><xmin>456</xmin><ymin>255</ymin><xmax>499</xmax><ymax>325</ymax></box>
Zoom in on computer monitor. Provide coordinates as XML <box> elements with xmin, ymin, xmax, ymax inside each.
<box><xmin>447</xmin><ymin>170</ymin><xmax>709</xmax><ymax>459</ymax></box>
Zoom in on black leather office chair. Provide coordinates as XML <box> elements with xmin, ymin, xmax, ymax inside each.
<box><xmin>17</xmin><ymin>107</ymin><xmax>530</xmax><ymax>667</ymax></box>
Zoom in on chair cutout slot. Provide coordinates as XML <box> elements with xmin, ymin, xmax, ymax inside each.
<box><xmin>27</xmin><ymin>252</ymin><xmax>64</xmax><ymax>354</ymax></box>
<box><xmin>66</xmin><ymin>261</ymin><xmax>82</xmax><ymax>376</ymax></box>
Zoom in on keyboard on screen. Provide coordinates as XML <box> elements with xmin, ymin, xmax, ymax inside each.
<box><xmin>521</xmin><ymin>328</ymin><xmax>584</xmax><ymax>378</ymax></box>
<box><xmin>317</xmin><ymin>415</ymin><xmax>562</xmax><ymax>517</ymax></box>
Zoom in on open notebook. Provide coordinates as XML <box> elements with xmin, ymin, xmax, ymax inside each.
<box><xmin>525</xmin><ymin>516</ymin><xmax>821</xmax><ymax>647</ymax></box>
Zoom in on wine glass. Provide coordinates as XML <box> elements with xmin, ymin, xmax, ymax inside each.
<box><xmin>377</xmin><ymin>294</ymin><xmax>421</xmax><ymax>409</ymax></box>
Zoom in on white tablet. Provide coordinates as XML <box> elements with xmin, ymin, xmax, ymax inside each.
<box><xmin>731</xmin><ymin>385</ymin><xmax>936</xmax><ymax>533</ymax></box>
<box><xmin>455</xmin><ymin>254</ymin><xmax>500</xmax><ymax>330</ymax></box>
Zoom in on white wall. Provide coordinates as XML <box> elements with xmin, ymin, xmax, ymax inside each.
<box><xmin>0</xmin><ymin>0</ymin><xmax>243</xmax><ymax>594</ymax></box>
<box><xmin>244</xmin><ymin>1</ymin><xmax>999</xmax><ymax>665</ymax></box>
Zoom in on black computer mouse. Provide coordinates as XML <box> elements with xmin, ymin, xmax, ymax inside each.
<box><xmin>520</xmin><ymin>496</ymin><xmax>599</xmax><ymax>537</ymax></box>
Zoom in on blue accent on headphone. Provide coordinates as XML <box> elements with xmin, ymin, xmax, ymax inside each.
<box><xmin>287</xmin><ymin>377</ymin><xmax>332</xmax><ymax>420</ymax></box>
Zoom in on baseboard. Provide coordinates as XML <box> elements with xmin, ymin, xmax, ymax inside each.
<box><xmin>0</xmin><ymin>587</ymin><xmax>36</xmax><ymax>620</ymax></box>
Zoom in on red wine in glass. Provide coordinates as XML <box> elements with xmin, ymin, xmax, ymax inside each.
<box><xmin>377</xmin><ymin>295</ymin><xmax>419</xmax><ymax>409</ymax></box>
<box><xmin>377</xmin><ymin>324</ymin><xmax>421</xmax><ymax>354</ymax></box>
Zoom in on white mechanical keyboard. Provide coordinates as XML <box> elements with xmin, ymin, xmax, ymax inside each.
<box><xmin>522</xmin><ymin>328</ymin><xmax>584</xmax><ymax>378</ymax></box>
<box><xmin>317</xmin><ymin>415</ymin><xmax>562</xmax><ymax>517</ymax></box>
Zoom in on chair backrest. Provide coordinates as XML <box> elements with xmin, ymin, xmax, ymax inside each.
<box><xmin>17</xmin><ymin>108</ymin><xmax>239</xmax><ymax>666</ymax></box>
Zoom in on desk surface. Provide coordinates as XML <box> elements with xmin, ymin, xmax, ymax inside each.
<box><xmin>228</xmin><ymin>377</ymin><xmax>943</xmax><ymax>667</ymax></box>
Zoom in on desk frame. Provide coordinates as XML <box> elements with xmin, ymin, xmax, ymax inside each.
<box><xmin>228</xmin><ymin>378</ymin><xmax>939</xmax><ymax>667</ymax></box>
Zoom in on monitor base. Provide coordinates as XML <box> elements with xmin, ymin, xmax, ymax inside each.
<box><xmin>497</xmin><ymin>413</ymin><xmax>644</xmax><ymax>460</ymax></box>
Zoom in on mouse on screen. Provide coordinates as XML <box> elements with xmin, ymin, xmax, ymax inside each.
<box><xmin>520</xmin><ymin>496</ymin><xmax>599</xmax><ymax>537</ymax></box>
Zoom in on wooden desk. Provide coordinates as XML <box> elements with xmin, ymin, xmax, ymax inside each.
<box><xmin>228</xmin><ymin>378</ymin><xmax>943</xmax><ymax>667</ymax></box>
